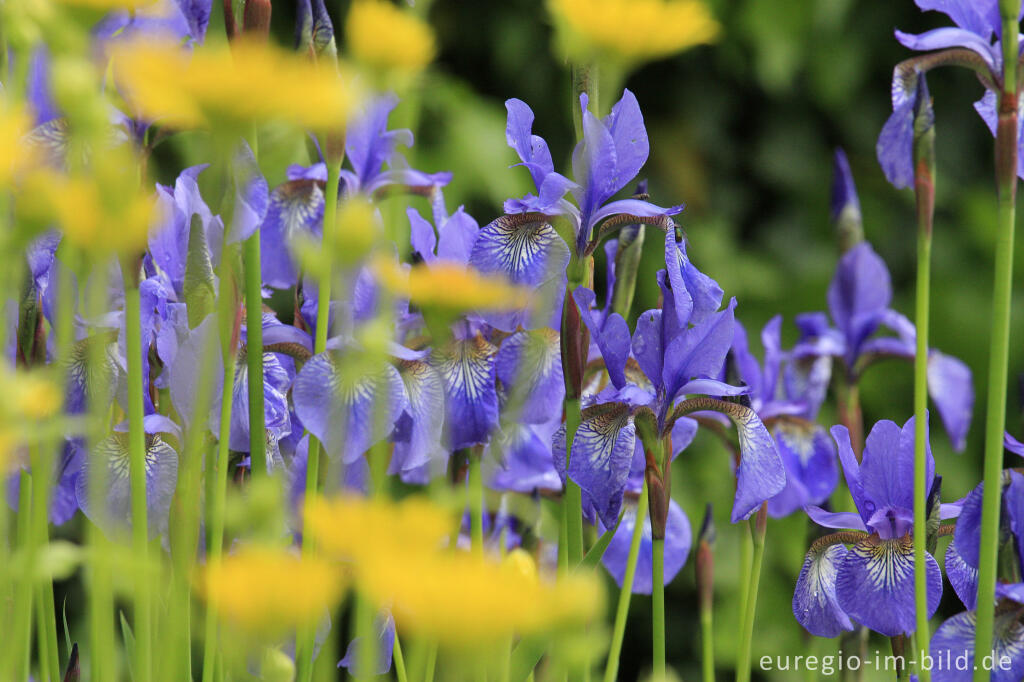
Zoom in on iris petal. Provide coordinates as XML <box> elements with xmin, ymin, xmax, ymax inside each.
<box><xmin>432</xmin><ymin>336</ymin><xmax>500</xmax><ymax>449</ymax></box>
<box><xmin>601</xmin><ymin>498</ymin><xmax>690</xmax><ymax>595</ymax></box>
<box><xmin>793</xmin><ymin>544</ymin><xmax>854</xmax><ymax>637</ymax></box>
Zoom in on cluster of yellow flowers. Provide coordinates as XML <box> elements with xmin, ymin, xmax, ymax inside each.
<box><xmin>0</xmin><ymin>107</ymin><xmax>42</xmax><ymax>189</ymax></box>
<box><xmin>372</xmin><ymin>257</ymin><xmax>533</xmax><ymax>314</ymax></box>
<box><xmin>549</xmin><ymin>0</ymin><xmax>719</xmax><ymax>63</ymax></box>
<box><xmin>0</xmin><ymin>369</ymin><xmax>62</xmax><ymax>474</ymax></box>
<box><xmin>304</xmin><ymin>495</ymin><xmax>604</xmax><ymax>646</ymax></box>
<box><xmin>200</xmin><ymin>544</ymin><xmax>346</xmax><ymax>638</ymax></box>
<box><xmin>110</xmin><ymin>38</ymin><xmax>357</xmax><ymax>130</ymax></box>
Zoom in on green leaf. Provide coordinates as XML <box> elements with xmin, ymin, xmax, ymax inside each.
<box><xmin>120</xmin><ymin>611</ymin><xmax>136</xmax><ymax>682</ymax></box>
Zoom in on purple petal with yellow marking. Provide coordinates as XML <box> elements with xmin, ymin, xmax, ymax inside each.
<box><xmin>793</xmin><ymin>544</ymin><xmax>854</xmax><ymax>637</ymax></box>
<box><xmin>432</xmin><ymin>336</ymin><xmax>499</xmax><ymax>449</ymax></box>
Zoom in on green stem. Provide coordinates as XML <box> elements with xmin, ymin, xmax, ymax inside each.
<box><xmin>974</xmin><ymin>4</ymin><xmax>1019</xmax><ymax>678</ymax></box>
<box><xmin>354</xmin><ymin>594</ymin><xmax>376</xmax><ymax>682</ymax></box>
<box><xmin>124</xmin><ymin>281</ymin><xmax>153</xmax><ymax>682</ymax></box>
<box><xmin>736</xmin><ymin>523</ymin><xmax>752</xmax><ymax>637</ymax></box>
<box><xmin>701</xmin><ymin>604</ymin><xmax>714</xmax><ymax>682</ymax></box>
<box><xmin>33</xmin><ymin>582</ymin><xmax>53</xmax><ymax>682</ymax></box>
<box><xmin>244</xmin><ymin>232</ymin><xmax>266</xmax><ymax>477</ymax></box>
<box><xmin>603</xmin><ymin>483</ymin><xmax>648</xmax><ymax>682</ymax></box>
<box><xmin>424</xmin><ymin>641</ymin><xmax>438</xmax><ymax>682</ymax></box>
<box><xmin>393</xmin><ymin>631</ymin><xmax>409</xmax><ymax>682</ymax></box>
<box><xmin>15</xmin><ymin>474</ymin><xmax>32</xmax><ymax>682</ymax></box>
<box><xmin>469</xmin><ymin>450</ymin><xmax>484</xmax><ymax>551</ymax></box>
<box><xmin>564</xmin><ymin>398</ymin><xmax>584</xmax><ymax>569</ymax></box>
<box><xmin>652</xmin><ymin>537</ymin><xmax>666</xmax><ymax>679</ymax></box>
<box><xmin>736</xmin><ymin>505</ymin><xmax>767</xmax><ymax>682</ymax></box>
<box><xmin>912</xmin><ymin>166</ymin><xmax>934</xmax><ymax>682</ymax></box>
<box><xmin>201</xmin><ymin>352</ymin><xmax>238</xmax><ymax>682</ymax></box>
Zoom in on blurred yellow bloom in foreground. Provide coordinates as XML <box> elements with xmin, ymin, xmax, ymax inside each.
<box><xmin>0</xmin><ymin>107</ymin><xmax>41</xmax><ymax>187</ymax></box>
<box><xmin>55</xmin><ymin>0</ymin><xmax>157</xmax><ymax>8</ymax></box>
<box><xmin>18</xmin><ymin>162</ymin><xmax>155</xmax><ymax>256</ymax></box>
<box><xmin>346</xmin><ymin>0</ymin><xmax>436</xmax><ymax>74</ymax></box>
<box><xmin>372</xmin><ymin>258</ymin><xmax>533</xmax><ymax>312</ymax></box>
<box><xmin>111</xmin><ymin>38</ymin><xmax>356</xmax><ymax>130</ymax></box>
<box><xmin>16</xmin><ymin>375</ymin><xmax>62</xmax><ymax>420</ymax></box>
<box><xmin>305</xmin><ymin>495</ymin><xmax>603</xmax><ymax>645</ymax></box>
<box><xmin>201</xmin><ymin>545</ymin><xmax>345</xmax><ymax>637</ymax></box>
<box><xmin>550</xmin><ymin>0</ymin><xmax>719</xmax><ymax>62</ymax></box>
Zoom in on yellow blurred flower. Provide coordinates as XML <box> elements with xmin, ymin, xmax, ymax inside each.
<box><xmin>372</xmin><ymin>257</ymin><xmax>533</xmax><ymax>312</ymax></box>
<box><xmin>0</xmin><ymin>106</ymin><xmax>42</xmax><ymax>187</ymax></box>
<box><xmin>549</xmin><ymin>0</ymin><xmax>719</xmax><ymax>62</ymax></box>
<box><xmin>346</xmin><ymin>0</ymin><xmax>436</xmax><ymax>74</ymax></box>
<box><xmin>55</xmin><ymin>0</ymin><xmax>157</xmax><ymax>8</ymax></box>
<box><xmin>16</xmin><ymin>375</ymin><xmax>62</xmax><ymax>420</ymax></box>
<box><xmin>200</xmin><ymin>545</ymin><xmax>346</xmax><ymax>637</ymax></box>
<box><xmin>110</xmin><ymin>38</ymin><xmax>356</xmax><ymax>130</ymax></box>
<box><xmin>305</xmin><ymin>495</ymin><xmax>603</xmax><ymax>645</ymax></box>
<box><xmin>18</xmin><ymin>162</ymin><xmax>155</xmax><ymax>256</ymax></box>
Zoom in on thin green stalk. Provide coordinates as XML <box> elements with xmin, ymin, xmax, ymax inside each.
<box><xmin>564</xmin><ymin>399</ymin><xmax>584</xmax><ymax>568</ymax></box>
<box><xmin>124</xmin><ymin>281</ymin><xmax>153</xmax><ymax>682</ymax></box>
<box><xmin>652</xmin><ymin>537</ymin><xmax>666</xmax><ymax>679</ymax></box>
<box><xmin>393</xmin><ymin>631</ymin><xmax>409</xmax><ymax>682</ymax></box>
<box><xmin>424</xmin><ymin>641</ymin><xmax>439</xmax><ymax>682</ymax></box>
<box><xmin>736</xmin><ymin>524</ymin><xmax>752</xmax><ymax>635</ymax></box>
<box><xmin>701</xmin><ymin>606</ymin><xmax>714</xmax><ymax>682</ymax></box>
<box><xmin>604</xmin><ymin>483</ymin><xmax>648</xmax><ymax>682</ymax></box>
<box><xmin>912</xmin><ymin>163</ymin><xmax>934</xmax><ymax>682</ymax></box>
<box><xmin>297</xmin><ymin>155</ymin><xmax>343</xmax><ymax>682</ymax></box>
<box><xmin>974</xmin><ymin>4</ymin><xmax>1020</xmax><ymax>678</ymax></box>
<box><xmin>15</xmin><ymin>474</ymin><xmax>33</xmax><ymax>682</ymax></box>
<box><xmin>244</xmin><ymin>232</ymin><xmax>266</xmax><ymax>477</ymax></box>
<box><xmin>469</xmin><ymin>450</ymin><xmax>484</xmax><ymax>551</ymax></box>
<box><xmin>354</xmin><ymin>594</ymin><xmax>376</xmax><ymax>682</ymax></box>
<box><xmin>736</xmin><ymin>505</ymin><xmax>767</xmax><ymax>682</ymax></box>
<box><xmin>29</xmin><ymin>443</ymin><xmax>59</xmax><ymax>682</ymax></box>
<box><xmin>201</xmin><ymin>353</ymin><xmax>238</xmax><ymax>682</ymax></box>
<box><xmin>33</xmin><ymin>582</ymin><xmax>53</xmax><ymax>682</ymax></box>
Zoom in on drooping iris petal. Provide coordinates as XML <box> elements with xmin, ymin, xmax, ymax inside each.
<box><xmin>65</xmin><ymin>334</ymin><xmax>120</xmax><ymax>415</ymax></box>
<box><xmin>227</xmin><ymin>141</ymin><xmax>269</xmax><ymax>244</ymax></box>
<box><xmin>469</xmin><ymin>215</ymin><xmax>570</xmax><ymax>289</ymax></box>
<box><xmin>432</xmin><ymin>335</ymin><xmax>499</xmax><ymax>449</ymax></box>
<box><xmin>573</xmin><ymin>287</ymin><xmax>630</xmax><ymax>389</ymax></box>
<box><xmin>390</xmin><ymin>360</ymin><xmax>446</xmax><ymax>476</ymax></box>
<box><xmin>260</xmin><ymin>179</ymin><xmax>324</xmax><ymax>289</ymax></box>
<box><xmin>953</xmin><ymin>481</ymin><xmax>984</xmax><ymax>569</ymax></box>
<box><xmin>827</xmin><ymin>242</ymin><xmax>892</xmax><ymax>361</ymax></box>
<box><xmin>339</xmin><ymin>613</ymin><xmax>395</xmax><ymax>675</ymax></box>
<box><xmin>488</xmin><ymin>419</ymin><xmax>562</xmax><ymax>493</ymax></box>
<box><xmin>945</xmin><ymin>539</ymin><xmax>978</xmax><ymax>610</ymax></box>
<box><xmin>76</xmin><ymin>433</ymin><xmax>179</xmax><ymax>539</ymax></box>
<box><xmin>835</xmin><ymin>535</ymin><xmax>941</xmax><ymax>637</ymax></box>
<box><xmin>663</xmin><ymin>297</ymin><xmax>737</xmax><ymax>401</ymax></box>
<box><xmin>218</xmin><ymin>352</ymin><xmax>293</xmax><ymax>454</ymax></box>
<box><xmin>293</xmin><ymin>351</ymin><xmax>408</xmax><ymax>463</ymax></box>
<box><xmin>767</xmin><ymin>420</ymin><xmax>838</xmax><ymax>518</ymax></box>
<box><xmin>601</xmin><ymin>498</ymin><xmax>690</xmax><ymax>595</ymax></box>
<box><xmin>729</xmin><ymin>405</ymin><xmax>786</xmax><ymax>523</ymax></box>
<box><xmin>792</xmin><ymin>544</ymin><xmax>854</xmax><ymax>637</ymax></box>
<box><xmin>927</xmin><ymin>350</ymin><xmax>974</xmax><ymax>452</ymax></box>
<box><xmin>556</xmin><ymin>405</ymin><xmax>636</xmax><ymax>529</ymax></box>
<box><xmin>931</xmin><ymin>610</ymin><xmax>1024</xmax><ymax>682</ymax></box>
<box><xmin>494</xmin><ymin>328</ymin><xmax>564</xmax><ymax>424</ymax></box>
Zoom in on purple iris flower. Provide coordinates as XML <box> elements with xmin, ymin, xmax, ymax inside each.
<box><xmin>879</xmin><ymin>1</ymin><xmax>1024</xmax><ymax>184</ymax></box>
<box><xmin>929</xmin><ymin>442</ymin><xmax>1024</xmax><ymax>681</ymax></box>
<box><xmin>567</xmin><ymin>247</ymin><xmax>784</xmax><ymax>525</ymax></box>
<box><xmin>795</xmin><ymin>416</ymin><xmax>949</xmax><ymax>637</ymax></box>
<box><xmin>75</xmin><ymin>415</ymin><xmax>180</xmax><ymax>539</ymax></box>
<box><xmin>472</xmin><ymin>91</ymin><xmax>681</xmax><ymax>294</ymax></box>
<box><xmin>790</xmin><ymin>155</ymin><xmax>974</xmax><ymax>450</ymax></box>
<box><xmin>731</xmin><ymin>317</ymin><xmax>839</xmax><ymax>518</ymax></box>
<box><xmin>600</xmin><ymin>495</ymin><xmax>692</xmax><ymax>594</ymax></box>
<box><xmin>6</xmin><ymin>440</ymin><xmax>84</xmax><ymax>526</ymax></box>
<box><xmin>338</xmin><ymin>613</ymin><xmax>395</xmax><ymax>676</ymax></box>
<box><xmin>261</xmin><ymin>95</ymin><xmax>451</xmax><ymax>290</ymax></box>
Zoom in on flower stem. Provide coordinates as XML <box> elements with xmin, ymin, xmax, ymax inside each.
<box><xmin>974</xmin><ymin>4</ymin><xmax>1020</xmax><ymax>679</ymax></box>
<box><xmin>603</xmin><ymin>482</ymin><xmax>649</xmax><ymax>682</ymax></box>
<box><xmin>912</xmin><ymin>117</ymin><xmax>935</xmax><ymax>682</ymax></box>
<box><xmin>736</xmin><ymin>504</ymin><xmax>767</xmax><ymax>682</ymax></box>
<box><xmin>393</xmin><ymin>630</ymin><xmax>409</xmax><ymax>682</ymax></box>
<box><xmin>736</xmin><ymin>523</ymin><xmax>752</xmax><ymax>637</ymax></box>
<box><xmin>244</xmin><ymin>232</ymin><xmax>266</xmax><ymax>477</ymax></box>
<box><xmin>15</xmin><ymin>473</ymin><xmax>32</xmax><ymax>681</ymax></box>
<box><xmin>469</xmin><ymin>449</ymin><xmax>485</xmax><ymax>551</ymax></box>
<box><xmin>124</xmin><ymin>278</ymin><xmax>153</xmax><ymax>682</ymax></box>
<box><xmin>652</xmin><ymin>537</ymin><xmax>666</xmax><ymax>679</ymax></box>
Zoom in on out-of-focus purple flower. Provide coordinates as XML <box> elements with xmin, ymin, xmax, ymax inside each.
<box><xmin>731</xmin><ymin>318</ymin><xmax>838</xmax><ymax>518</ymax></box>
<box><xmin>338</xmin><ymin>613</ymin><xmax>395</xmax><ymax>676</ymax></box>
<box><xmin>6</xmin><ymin>440</ymin><xmax>84</xmax><ymax>525</ymax></box>
<box><xmin>796</xmin><ymin>417</ymin><xmax>944</xmax><ymax>637</ymax></box>
<box><xmin>600</xmin><ymin>496</ymin><xmax>691</xmax><ymax>594</ymax></box>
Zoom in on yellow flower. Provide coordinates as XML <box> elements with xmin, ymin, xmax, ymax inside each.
<box><xmin>371</xmin><ymin>257</ymin><xmax>533</xmax><ymax>313</ymax></box>
<box><xmin>110</xmin><ymin>38</ymin><xmax>356</xmax><ymax>130</ymax></box>
<box><xmin>0</xmin><ymin>106</ymin><xmax>41</xmax><ymax>187</ymax></box>
<box><xmin>549</xmin><ymin>0</ymin><xmax>719</xmax><ymax>62</ymax></box>
<box><xmin>346</xmin><ymin>0</ymin><xmax>436</xmax><ymax>74</ymax></box>
<box><xmin>200</xmin><ymin>545</ymin><xmax>346</xmax><ymax>637</ymax></box>
<box><xmin>18</xmin><ymin>161</ymin><xmax>155</xmax><ymax>256</ymax></box>
<box><xmin>304</xmin><ymin>495</ymin><xmax>603</xmax><ymax>646</ymax></box>
<box><xmin>16</xmin><ymin>375</ymin><xmax>62</xmax><ymax>420</ymax></box>
<box><xmin>55</xmin><ymin>0</ymin><xmax>157</xmax><ymax>8</ymax></box>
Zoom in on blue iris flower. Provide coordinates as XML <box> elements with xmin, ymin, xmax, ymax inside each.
<box><xmin>730</xmin><ymin>317</ymin><xmax>839</xmax><ymax>518</ymax></box>
<box><xmin>795</xmin><ymin>416</ymin><xmax>955</xmax><ymax>637</ymax></box>
<box><xmin>789</xmin><ymin>153</ymin><xmax>974</xmax><ymax>451</ymax></box>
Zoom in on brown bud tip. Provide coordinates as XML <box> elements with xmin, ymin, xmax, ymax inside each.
<box><xmin>243</xmin><ymin>0</ymin><xmax>273</xmax><ymax>40</ymax></box>
<box><xmin>324</xmin><ymin>130</ymin><xmax>346</xmax><ymax>167</ymax></box>
<box><xmin>646</xmin><ymin>466</ymin><xmax>669</xmax><ymax>540</ymax></box>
